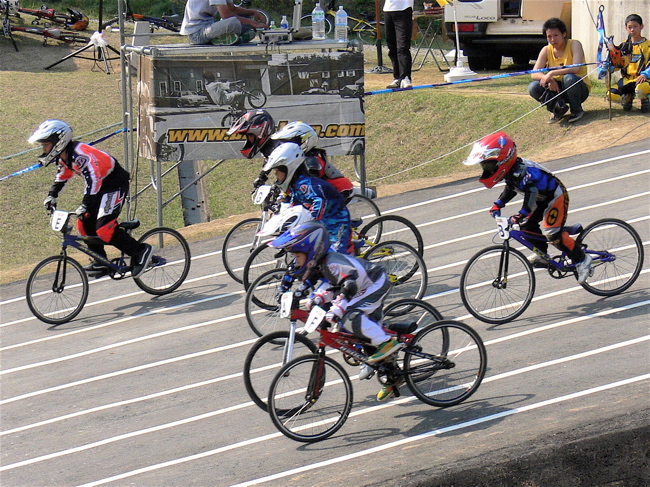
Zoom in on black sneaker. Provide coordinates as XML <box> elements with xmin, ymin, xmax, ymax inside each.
<box><xmin>83</xmin><ymin>261</ymin><xmax>109</xmax><ymax>278</ymax></box>
<box><xmin>131</xmin><ymin>244</ymin><xmax>154</xmax><ymax>278</ymax></box>
<box><xmin>641</xmin><ymin>99</ymin><xmax>650</xmax><ymax>113</ymax></box>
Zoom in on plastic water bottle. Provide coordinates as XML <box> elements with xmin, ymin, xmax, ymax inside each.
<box><xmin>280</xmin><ymin>15</ymin><xmax>289</xmax><ymax>29</ymax></box>
<box><xmin>335</xmin><ymin>5</ymin><xmax>348</xmax><ymax>43</ymax></box>
<box><xmin>312</xmin><ymin>3</ymin><xmax>326</xmax><ymax>40</ymax></box>
<box><xmin>269</xmin><ymin>20</ymin><xmax>277</xmax><ymax>29</ymax></box>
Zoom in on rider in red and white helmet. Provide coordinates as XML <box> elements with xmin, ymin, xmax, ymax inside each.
<box><xmin>464</xmin><ymin>131</ymin><xmax>592</xmax><ymax>284</ymax></box>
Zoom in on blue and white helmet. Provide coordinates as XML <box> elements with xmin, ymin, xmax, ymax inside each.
<box><xmin>270</xmin><ymin>222</ymin><xmax>330</xmax><ymax>278</ymax></box>
<box><xmin>28</xmin><ymin>119</ymin><xmax>73</xmax><ymax>167</ymax></box>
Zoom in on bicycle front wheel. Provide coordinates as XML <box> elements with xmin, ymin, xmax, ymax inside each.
<box><xmin>383</xmin><ymin>298</ymin><xmax>443</xmax><ymax>329</ymax></box>
<box><xmin>460</xmin><ymin>245</ymin><xmax>535</xmax><ymax>324</ymax></box>
<box><xmin>247</xmin><ymin>89</ymin><xmax>267</xmax><ymax>108</ymax></box>
<box><xmin>243</xmin><ymin>330</ymin><xmax>318</xmax><ymax>412</ymax></box>
<box><xmin>404</xmin><ymin>320</ymin><xmax>486</xmax><ymax>407</ymax></box>
<box><xmin>245</xmin><ymin>268</ymin><xmax>289</xmax><ymax>337</ymax></box>
<box><xmin>221</xmin><ymin>217</ymin><xmax>263</xmax><ymax>284</ymax></box>
<box><xmin>243</xmin><ymin>242</ymin><xmax>289</xmax><ymax>290</ymax></box>
<box><xmin>134</xmin><ymin>228</ymin><xmax>191</xmax><ymax>295</ymax></box>
<box><xmin>358</xmin><ymin>214</ymin><xmax>424</xmax><ymax>257</ymax></box>
<box><xmin>578</xmin><ymin>218</ymin><xmax>644</xmax><ymax>296</ymax></box>
<box><xmin>363</xmin><ymin>240</ymin><xmax>428</xmax><ymax>306</ymax></box>
<box><xmin>268</xmin><ymin>354</ymin><xmax>353</xmax><ymax>443</ymax></box>
<box><xmin>356</xmin><ymin>20</ymin><xmax>384</xmax><ymax>44</ymax></box>
<box><xmin>26</xmin><ymin>255</ymin><xmax>89</xmax><ymax>325</ymax></box>
<box><xmin>346</xmin><ymin>194</ymin><xmax>380</xmax><ymax>228</ymax></box>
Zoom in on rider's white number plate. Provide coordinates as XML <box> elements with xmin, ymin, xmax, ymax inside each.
<box><xmin>304</xmin><ymin>306</ymin><xmax>326</xmax><ymax>333</ymax></box>
<box><xmin>279</xmin><ymin>291</ymin><xmax>294</xmax><ymax>318</ymax></box>
<box><xmin>495</xmin><ymin>216</ymin><xmax>509</xmax><ymax>239</ymax></box>
<box><xmin>252</xmin><ymin>185</ymin><xmax>271</xmax><ymax>205</ymax></box>
<box><xmin>50</xmin><ymin>210</ymin><xmax>69</xmax><ymax>232</ymax></box>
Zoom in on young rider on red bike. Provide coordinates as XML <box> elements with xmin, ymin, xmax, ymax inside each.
<box><xmin>464</xmin><ymin>131</ymin><xmax>592</xmax><ymax>284</ymax></box>
<box><xmin>270</xmin><ymin>221</ymin><xmax>403</xmax><ymax>401</ymax></box>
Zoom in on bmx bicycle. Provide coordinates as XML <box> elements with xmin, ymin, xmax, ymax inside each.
<box><xmin>266</xmin><ymin>297</ymin><xmax>486</xmax><ymax>442</ymax></box>
<box><xmin>460</xmin><ymin>216</ymin><xmax>644</xmax><ymax>324</ymax></box>
<box><xmin>25</xmin><ymin>209</ymin><xmax>191</xmax><ymax>324</ymax></box>
<box><xmin>243</xmin><ymin>294</ymin><xmax>445</xmax><ymax>413</ymax></box>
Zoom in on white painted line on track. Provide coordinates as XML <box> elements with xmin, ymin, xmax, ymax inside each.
<box><xmin>2</xmin><ymin>333</ymin><xmax>646</xmax><ymax>475</ymax></box>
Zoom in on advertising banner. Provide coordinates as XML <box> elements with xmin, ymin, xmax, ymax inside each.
<box><xmin>138</xmin><ymin>49</ymin><xmax>365</xmax><ymax>162</ymax></box>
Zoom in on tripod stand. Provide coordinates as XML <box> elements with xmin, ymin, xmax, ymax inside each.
<box><xmin>43</xmin><ymin>0</ymin><xmax>119</xmax><ymax>73</ymax></box>
<box><xmin>44</xmin><ymin>31</ymin><xmax>120</xmax><ymax>72</ymax></box>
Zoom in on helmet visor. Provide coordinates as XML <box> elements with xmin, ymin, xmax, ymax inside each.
<box><xmin>480</xmin><ymin>159</ymin><xmax>499</xmax><ymax>179</ymax></box>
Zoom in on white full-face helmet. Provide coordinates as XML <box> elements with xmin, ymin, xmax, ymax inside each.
<box><xmin>271</xmin><ymin>121</ymin><xmax>319</xmax><ymax>153</ymax></box>
<box><xmin>262</xmin><ymin>142</ymin><xmax>306</xmax><ymax>192</ymax></box>
<box><xmin>28</xmin><ymin>119</ymin><xmax>73</xmax><ymax>167</ymax></box>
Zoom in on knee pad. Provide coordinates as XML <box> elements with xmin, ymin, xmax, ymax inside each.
<box><xmin>96</xmin><ymin>220</ymin><xmax>118</xmax><ymax>243</ymax></box>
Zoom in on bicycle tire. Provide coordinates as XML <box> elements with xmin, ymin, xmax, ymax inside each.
<box><xmin>363</xmin><ymin>240</ymin><xmax>428</xmax><ymax>307</ymax></box>
<box><xmin>577</xmin><ymin>218</ymin><xmax>644</xmax><ymax>296</ymax></box>
<box><xmin>383</xmin><ymin>298</ymin><xmax>443</xmax><ymax>328</ymax></box>
<box><xmin>133</xmin><ymin>227</ymin><xmax>191</xmax><ymax>295</ymax></box>
<box><xmin>245</xmin><ymin>268</ymin><xmax>289</xmax><ymax>337</ymax></box>
<box><xmin>346</xmin><ymin>194</ymin><xmax>380</xmax><ymax>228</ymax></box>
<box><xmin>221</xmin><ymin>112</ymin><xmax>240</xmax><ymax>127</ymax></box>
<box><xmin>268</xmin><ymin>354</ymin><xmax>353</xmax><ymax>443</ymax></box>
<box><xmin>221</xmin><ymin>217</ymin><xmax>263</xmax><ymax>284</ymax></box>
<box><xmin>26</xmin><ymin>255</ymin><xmax>89</xmax><ymax>325</ymax></box>
<box><xmin>404</xmin><ymin>320</ymin><xmax>486</xmax><ymax>407</ymax></box>
<box><xmin>242</xmin><ymin>242</ymin><xmax>289</xmax><ymax>291</ymax></box>
<box><xmin>156</xmin><ymin>133</ymin><xmax>185</xmax><ymax>163</ymax></box>
<box><xmin>356</xmin><ymin>20</ymin><xmax>384</xmax><ymax>44</ymax></box>
<box><xmin>300</xmin><ymin>14</ymin><xmax>333</xmax><ymax>36</ymax></box>
<box><xmin>358</xmin><ymin>214</ymin><xmax>424</xmax><ymax>257</ymax></box>
<box><xmin>247</xmin><ymin>89</ymin><xmax>267</xmax><ymax>108</ymax></box>
<box><xmin>243</xmin><ymin>330</ymin><xmax>318</xmax><ymax>412</ymax></box>
<box><xmin>460</xmin><ymin>245</ymin><xmax>535</xmax><ymax>324</ymax></box>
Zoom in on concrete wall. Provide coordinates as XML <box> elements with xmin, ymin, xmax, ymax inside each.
<box><xmin>573</xmin><ymin>0</ymin><xmax>650</xmax><ymax>78</ymax></box>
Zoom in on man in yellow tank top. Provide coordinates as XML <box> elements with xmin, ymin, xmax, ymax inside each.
<box><xmin>528</xmin><ymin>18</ymin><xmax>591</xmax><ymax>123</ymax></box>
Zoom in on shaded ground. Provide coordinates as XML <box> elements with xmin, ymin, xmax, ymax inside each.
<box><xmin>387</xmin><ymin>411</ymin><xmax>650</xmax><ymax>487</ymax></box>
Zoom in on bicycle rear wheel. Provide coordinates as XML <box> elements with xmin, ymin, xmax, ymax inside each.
<box><xmin>460</xmin><ymin>245</ymin><xmax>535</xmax><ymax>324</ymax></box>
<box><xmin>221</xmin><ymin>217</ymin><xmax>263</xmax><ymax>284</ymax></box>
<box><xmin>356</xmin><ymin>20</ymin><xmax>384</xmax><ymax>44</ymax></box>
<box><xmin>243</xmin><ymin>330</ymin><xmax>318</xmax><ymax>412</ymax></box>
<box><xmin>363</xmin><ymin>240</ymin><xmax>428</xmax><ymax>306</ymax></box>
<box><xmin>404</xmin><ymin>320</ymin><xmax>486</xmax><ymax>407</ymax></box>
<box><xmin>133</xmin><ymin>228</ymin><xmax>191</xmax><ymax>295</ymax></box>
<box><xmin>247</xmin><ymin>89</ymin><xmax>267</xmax><ymax>108</ymax></box>
<box><xmin>358</xmin><ymin>214</ymin><xmax>424</xmax><ymax>257</ymax></box>
<box><xmin>268</xmin><ymin>354</ymin><xmax>353</xmax><ymax>443</ymax></box>
<box><xmin>242</xmin><ymin>242</ymin><xmax>289</xmax><ymax>290</ymax></box>
<box><xmin>26</xmin><ymin>255</ymin><xmax>89</xmax><ymax>325</ymax></box>
<box><xmin>578</xmin><ymin>218</ymin><xmax>644</xmax><ymax>296</ymax></box>
<box><xmin>245</xmin><ymin>268</ymin><xmax>289</xmax><ymax>337</ymax></box>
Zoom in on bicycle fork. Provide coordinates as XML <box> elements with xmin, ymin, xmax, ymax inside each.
<box><xmin>494</xmin><ymin>242</ymin><xmax>512</xmax><ymax>289</ymax></box>
<box><xmin>53</xmin><ymin>250</ymin><xmax>69</xmax><ymax>293</ymax></box>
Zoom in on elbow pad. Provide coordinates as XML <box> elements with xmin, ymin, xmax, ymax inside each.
<box><xmin>340</xmin><ymin>279</ymin><xmax>357</xmax><ymax>300</ymax></box>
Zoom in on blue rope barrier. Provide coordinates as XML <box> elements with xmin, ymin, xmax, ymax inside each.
<box><xmin>365</xmin><ymin>62</ymin><xmax>598</xmax><ymax>96</ymax></box>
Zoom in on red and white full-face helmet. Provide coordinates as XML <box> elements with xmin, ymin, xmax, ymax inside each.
<box><xmin>464</xmin><ymin>132</ymin><xmax>517</xmax><ymax>188</ymax></box>
<box><xmin>226</xmin><ymin>109</ymin><xmax>275</xmax><ymax>159</ymax></box>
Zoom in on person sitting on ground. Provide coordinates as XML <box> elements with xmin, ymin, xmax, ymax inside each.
<box><xmin>180</xmin><ymin>0</ymin><xmax>267</xmax><ymax>46</ymax></box>
<box><xmin>528</xmin><ymin>17</ymin><xmax>591</xmax><ymax>124</ymax></box>
<box><xmin>269</xmin><ymin>221</ymin><xmax>403</xmax><ymax>401</ymax></box>
<box><xmin>29</xmin><ymin>120</ymin><xmax>153</xmax><ymax>278</ymax></box>
<box><xmin>605</xmin><ymin>14</ymin><xmax>650</xmax><ymax>113</ymax></box>
<box><xmin>463</xmin><ymin>131</ymin><xmax>592</xmax><ymax>284</ymax></box>
<box><xmin>264</xmin><ymin>142</ymin><xmax>353</xmax><ymax>254</ymax></box>
<box><xmin>227</xmin><ymin>111</ymin><xmax>354</xmax><ymax>199</ymax></box>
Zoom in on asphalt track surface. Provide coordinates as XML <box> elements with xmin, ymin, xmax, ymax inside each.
<box><xmin>1</xmin><ymin>138</ymin><xmax>648</xmax><ymax>486</ymax></box>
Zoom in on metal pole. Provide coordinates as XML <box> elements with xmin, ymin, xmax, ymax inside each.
<box><xmin>118</xmin><ymin>0</ymin><xmax>132</xmax><ymax>217</ymax></box>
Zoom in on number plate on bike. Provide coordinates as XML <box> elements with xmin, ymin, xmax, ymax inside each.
<box><xmin>252</xmin><ymin>185</ymin><xmax>272</xmax><ymax>205</ymax></box>
<box><xmin>50</xmin><ymin>210</ymin><xmax>69</xmax><ymax>232</ymax></box>
<box><xmin>304</xmin><ymin>306</ymin><xmax>326</xmax><ymax>333</ymax></box>
<box><xmin>495</xmin><ymin>216</ymin><xmax>509</xmax><ymax>239</ymax></box>
<box><xmin>280</xmin><ymin>291</ymin><xmax>294</xmax><ymax>318</ymax></box>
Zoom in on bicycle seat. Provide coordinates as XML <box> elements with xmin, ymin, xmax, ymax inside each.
<box><xmin>565</xmin><ymin>223</ymin><xmax>583</xmax><ymax>235</ymax></box>
<box><xmin>118</xmin><ymin>219</ymin><xmax>140</xmax><ymax>230</ymax></box>
<box><xmin>385</xmin><ymin>322</ymin><xmax>418</xmax><ymax>335</ymax></box>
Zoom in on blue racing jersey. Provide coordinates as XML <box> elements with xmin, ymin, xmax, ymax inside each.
<box><xmin>496</xmin><ymin>158</ymin><xmax>561</xmax><ymax>217</ymax></box>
